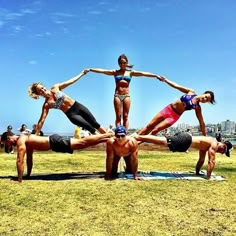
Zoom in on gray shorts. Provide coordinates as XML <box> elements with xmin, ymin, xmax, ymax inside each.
<box><xmin>49</xmin><ymin>134</ymin><xmax>73</xmax><ymax>154</ymax></box>
<box><xmin>166</xmin><ymin>132</ymin><xmax>192</xmax><ymax>152</ymax></box>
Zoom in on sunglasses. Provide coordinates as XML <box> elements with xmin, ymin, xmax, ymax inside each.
<box><xmin>116</xmin><ymin>134</ymin><xmax>126</xmax><ymax>138</ymax></box>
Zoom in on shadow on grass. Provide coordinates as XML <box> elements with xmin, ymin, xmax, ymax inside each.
<box><xmin>0</xmin><ymin>169</ymin><xmax>227</xmax><ymax>181</ymax></box>
<box><xmin>0</xmin><ymin>172</ymin><xmax>106</xmax><ymax>181</ymax></box>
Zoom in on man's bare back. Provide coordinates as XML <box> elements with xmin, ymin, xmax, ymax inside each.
<box><xmin>18</xmin><ymin>135</ymin><xmax>51</xmax><ymax>151</ymax></box>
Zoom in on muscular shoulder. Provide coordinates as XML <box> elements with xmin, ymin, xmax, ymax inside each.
<box><xmin>43</xmin><ymin>101</ymin><xmax>50</xmax><ymax>110</ymax></box>
<box><xmin>107</xmin><ymin>138</ymin><xmax>115</xmax><ymax>145</ymax></box>
<box><xmin>128</xmin><ymin>137</ymin><xmax>138</xmax><ymax>150</ymax></box>
<box><xmin>209</xmin><ymin>137</ymin><xmax>218</xmax><ymax>149</ymax></box>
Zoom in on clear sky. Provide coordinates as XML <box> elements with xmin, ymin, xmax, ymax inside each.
<box><xmin>0</xmin><ymin>0</ymin><xmax>236</xmax><ymax>134</ymax></box>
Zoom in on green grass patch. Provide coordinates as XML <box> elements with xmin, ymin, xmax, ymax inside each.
<box><xmin>0</xmin><ymin>150</ymin><xmax>236</xmax><ymax>236</ymax></box>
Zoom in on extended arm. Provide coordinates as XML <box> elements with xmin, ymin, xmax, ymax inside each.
<box><xmin>129</xmin><ymin>138</ymin><xmax>139</xmax><ymax>180</ymax></box>
<box><xmin>196</xmin><ymin>150</ymin><xmax>206</xmax><ymax>175</ymax></box>
<box><xmin>130</xmin><ymin>70</ymin><xmax>161</xmax><ymax>79</ymax></box>
<box><xmin>86</xmin><ymin>68</ymin><xmax>116</xmax><ymax>76</ymax></box>
<box><xmin>35</xmin><ymin>103</ymin><xmax>49</xmax><ymax>136</ymax></box>
<box><xmin>195</xmin><ymin>106</ymin><xmax>206</xmax><ymax>136</ymax></box>
<box><xmin>162</xmin><ymin>77</ymin><xmax>195</xmax><ymax>94</ymax></box>
<box><xmin>52</xmin><ymin>70</ymin><xmax>87</xmax><ymax>90</ymax></box>
<box><xmin>105</xmin><ymin>139</ymin><xmax>115</xmax><ymax>179</ymax></box>
<box><xmin>207</xmin><ymin>146</ymin><xmax>216</xmax><ymax>179</ymax></box>
<box><xmin>26</xmin><ymin>149</ymin><xmax>33</xmax><ymax>178</ymax></box>
<box><xmin>16</xmin><ymin>138</ymin><xmax>27</xmax><ymax>182</ymax></box>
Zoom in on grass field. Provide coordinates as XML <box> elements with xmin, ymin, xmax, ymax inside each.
<box><xmin>0</xmin><ymin>148</ymin><xmax>236</xmax><ymax>236</ymax></box>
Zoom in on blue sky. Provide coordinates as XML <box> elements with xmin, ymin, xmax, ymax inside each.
<box><xmin>0</xmin><ymin>0</ymin><xmax>236</xmax><ymax>134</ymax></box>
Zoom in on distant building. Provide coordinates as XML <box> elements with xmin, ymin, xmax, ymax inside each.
<box><xmin>221</xmin><ymin>120</ymin><xmax>235</xmax><ymax>135</ymax></box>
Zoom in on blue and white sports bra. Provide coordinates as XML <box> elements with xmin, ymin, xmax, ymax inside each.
<box><xmin>114</xmin><ymin>75</ymin><xmax>132</xmax><ymax>83</ymax></box>
<box><xmin>180</xmin><ymin>94</ymin><xmax>199</xmax><ymax>110</ymax></box>
<box><xmin>48</xmin><ymin>91</ymin><xmax>65</xmax><ymax>109</ymax></box>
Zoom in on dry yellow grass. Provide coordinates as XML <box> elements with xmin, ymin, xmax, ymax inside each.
<box><xmin>0</xmin><ymin>149</ymin><xmax>236</xmax><ymax>236</ymax></box>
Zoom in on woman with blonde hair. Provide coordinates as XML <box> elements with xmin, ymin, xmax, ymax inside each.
<box><xmin>28</xmin><ymin>70</ymin><xmax>107</xmax><ymax>135</ymax></box>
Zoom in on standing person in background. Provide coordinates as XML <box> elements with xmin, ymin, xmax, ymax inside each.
<box><xmin>31</xmin><ymin>124</ymin><xmax>44</xmax><ymax>136</ymax></box>
<box><xmin>107</xmin><ymin>124</ymin><xmax>114</xmax><ymax>133</ymax></box>
<box><xmin>138</xmin><ymin>77</ymin><xmax>215</xmax><ymax>136</ymax></box>
<box><xmin>1</xmin><ymin>125</ymin><xmax>15</xmax><ymax>154</ymax></box>
<box><xmin>85</xmin><ymin>54</ymin><xmax>164</xmax><ymax>131</ymax></box>
<box><xmin>74</xmin><ymin>126</ymin><xmax>81</xmax><ymax>139</ymax></box>
<box><xmin>28</xmin><ymin>70</ymin><xmax>107</xmax><ymax>136</ymax></box>
<box><xmin>17</xmin><ymin>124</ymin><xmax>31</xmax><ymax>134</ymax></box>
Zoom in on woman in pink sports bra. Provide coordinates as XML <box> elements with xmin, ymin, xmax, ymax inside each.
<box><xmin>139</xmin><ymin>77</ymin><xmax>215</xmax><ymax>136</ymax></box>
<box><xmin>84</xmin><ymin>54</ymin><xmax>164</xmax><ymax>131</ymax></box>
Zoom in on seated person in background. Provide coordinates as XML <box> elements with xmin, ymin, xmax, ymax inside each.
<box><xmin>18</xmin><ymin>124</ymin><xmax>31</xmax><ymax>134</ymax></box>
<box><xmin>1</xmin><ymin>132</ymin><xmax>113</xmax><ymax>183</ymax></box>
<box><xmin>1</xmin><ymin>125</ymin><xmax>15</xmax><ymax>154</ymax></box>
<box><xmin>105</xmin><ymin>125</ymin><xmax>139</xmax><ymax>180</ymax></box>
<box><xmin>134</xmin><ymin>132</ymin><xmax>233</xmax><ymax>179</ymax></box>
<box><xmin>31</xmin><ymin>124</ymin><xmax>44</xmax><ymax>136</ymax></box>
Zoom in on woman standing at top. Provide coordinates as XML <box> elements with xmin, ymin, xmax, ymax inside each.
<box><xmin>28</xmin><ymin>70</ymin><xmax>107</xmax><ymax>136</ymax></box>
<box><xmin>138</xmin><ymin>77</ymin><xmax>216</xmax><ymax>136</ymax></box>
<box><xmin>85</xmin><ymin>54</ymin><xmax>164</xmax><ymax>130</ymax></box>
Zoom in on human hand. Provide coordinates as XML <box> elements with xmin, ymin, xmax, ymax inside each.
<box><xmin>157</xmin><ymin>75</ymin><xmax>167</xmax><ymax>82</ymax></box>
<box><xmin>134</xmin><ymin>176</ymin><xmax>144</xmax><ymax>181</ymax></box>
<box><xmin>83</xmin><ymin>69</ymin><xmax>90</xmax><ymax>74</ymax></box>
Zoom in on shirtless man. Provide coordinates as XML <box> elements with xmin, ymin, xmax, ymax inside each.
<box><xmin>1</xmin><ymin>132</ymin><xmax>113</xmax><ymax>182</ymax></box>
<box><xmin>106</xmin><ymin>125</ymin><xmax>139</xmax><ymax>180</ymax></box>
<box><xmin>134</xmin><ymin>132</ymin><xmax>233</xmax><ymax>179</ymax></box>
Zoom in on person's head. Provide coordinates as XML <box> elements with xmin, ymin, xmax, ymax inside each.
<box><xmin>32</xmin><ymin>124</ymin><xmax>37</xmax><ymax>130</ymax></box>
<box><xmin>114</xmin><ymin>125</ymin><xmax>127</xmax><ymax>143</ymax></box>
<box><xmin>7</xmin><ymin>125</ymin><xmax>13</xmax><ymax>131</ymax></box>
<box><xmin>217</xmin><ymin>140</ymin><xmax>233</xmax><ymax>157</ymax></box>
<box><xmin>118</xmin><ymin>54</ymin><xmax>133</xmax><ymax>69</ymax></box>
<box><xmin>20</xmin><ymin>124</ymin><xmax>27</xmax><ymax>131</ymax></box>
<box><xmin>1</xmin><ymin>133</ymin><xmax>17</xmax><ymax>146</ymax></box>
<box><xmin>28</xmin><ymin>82</ymin><xmax>49</xmax><ymax>99</ymax></box>
<box><xmin>224</xmin><ymin>141</ymin><xmax>233</xmax><ymax>157</ymax></box>
<box><xmin>199</xmin><ymin>91</ymin><xmax>215</xmax><ymax>104</ymax></box>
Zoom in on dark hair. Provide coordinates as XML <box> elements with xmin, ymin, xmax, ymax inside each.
<box><xmin>118</xmin><ymin>54</ymin><xmax>133</xmax><ymax>68</ymax></box>
<box><xmin>204</xmin><ymin>91</ymin><xmax>215</xmax><ymax>104</ymax></box>
<box><xmin>1</xmin><ymin>132</ymin><xmax>13</xmax><ymax>141</ymax></box>
<box><xmin>20</xmin><ymin>124</ymin><xmax>27</xmax><ymax>132</ymax></box>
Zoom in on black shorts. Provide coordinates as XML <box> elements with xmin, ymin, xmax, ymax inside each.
<box><xmin>49</xmin><ymin>134</ymin><xmax>73</xmax><ymax>154</ymax></box>
<box><xmin>166</xmin><ymin>132</ymin><xmax>192</xmax><ymax>152</ymax></box>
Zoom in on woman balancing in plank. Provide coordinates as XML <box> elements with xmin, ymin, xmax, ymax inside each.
<box><xmin>85</xmin><ymin>54</ymin><xmax>164</xmax><ymax>131</ymax></box>
<box><xmin>28</xmin><ymin>70</ymin><xmax>107</xmax><ymax>135</ymax></box>
<box><xmin>138</xmin><ymin>77</ymin><xmax>215</xmax><ymax>136</ymax></box>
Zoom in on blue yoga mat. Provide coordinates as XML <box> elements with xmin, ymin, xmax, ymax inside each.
<box><xmin>118</xmin><ymin>170</ymin><xmax>225</xmax><ymax>181</ymax></box>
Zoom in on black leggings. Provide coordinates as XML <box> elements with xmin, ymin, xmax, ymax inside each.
<box><xmin>65</xmin><ymin>101</ymin><xmax>101</xmax><ymax>134</ymax></box>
